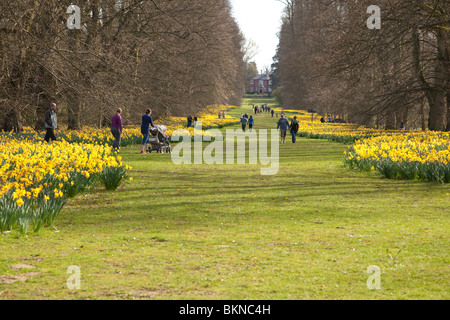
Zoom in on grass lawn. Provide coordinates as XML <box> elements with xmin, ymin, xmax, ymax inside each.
<box><xmin>0</xmin><ymin>97</ymin><xmax>449</xmax><ymax>300</ymax></box>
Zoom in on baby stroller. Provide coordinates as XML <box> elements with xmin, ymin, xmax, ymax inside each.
<box><xmin>148</xmin><ymin>125</ymin><xmax>172</xmax><ymax>154</ymax></box>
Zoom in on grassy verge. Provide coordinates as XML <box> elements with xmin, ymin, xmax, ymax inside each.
<box><xmin>0</xmin><ymin>97</ymin><xmax>448</xmax><ymax>300</ymax></box>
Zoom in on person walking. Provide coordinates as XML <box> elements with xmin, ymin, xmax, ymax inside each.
<box><xmin>248</xmin><ymin>116</ymin><xmax>254</xmax><ymax>132</ymax></box>
<box><xmin>290</xmin><ymin>116</ymin><xmax>299</xmax><ymax>143</ymax></box>
<box><xmin>44</xmin><ymin>103</ymin><xmax>58</xmax><ymax>143</ymax></box>
<box><xmin>277</xmin><ymin>114</ymin><xmax>290</xmax><ymax>144</ymax></box>
<box><xmin>400</xmin><ymin>121</ymin><xmax>406</xmax><ymax>130</ymax></box>
<box><xmin>271</xmin><ymin>109</ymin><xmax>274</xmax><ymax>118</ymax></box>
<box><xmin>241</xmin><ymin>115</ymin><xmax>248</xmax><ymax>132</ymax></box>
<box><xmin>141</xmin><ymin>108</ymin><xmax>155</xmax><ymax>154</ymax></box>
<box><xmin>111</xmin><ymin>108</ymin><xmax>123</xmax><ymax>152</ymax></box>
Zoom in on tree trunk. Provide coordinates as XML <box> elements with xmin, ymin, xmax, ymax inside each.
<box><xmin>67</xmin><ymin>87</ymin><xmax>81</xmax><ymax>130</ymax></box>
<box><xmin>67</xmin><ymin>26</ymin><xmax>82</xmax><ymax>130</ymax></box>
<box><xmin>447</xmin><ymin>88</ymin><xmax>450</xmax><ymax>131</ymax></box>
<box><xmin>429</xmin><ymin>29</ymin><xmax>449</xmax><ymax>131</ymax></box>
<box><xmin>413</xmin><ymin>28</ymin><xmax>448</xmax><ymax>131</ymax></box>
<box><xmin>385</xmin><ymin>111</ymin><xmax>396</xmax><ymax>130</ymax></box>
<box><xmin>419</xmin><ymin>96</ymin><xmax>426</xmax><ymax>131</ymax></box>
<box><xmin>12</xmin><ymin>107</ymin><xmax>23</xmax><ymax>133</ymax></box>
<box><xmin>428</xmin><ymin>90</ymin><xmax>446</xmax><ymax>131</ymax></box>
<box><xmin>402</xmin><ymin>107</ymin><xmax>409</xmax><ymax>130</ymax></box>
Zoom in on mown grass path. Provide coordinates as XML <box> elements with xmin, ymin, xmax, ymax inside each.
<box><xmin>0</xmin><ymin>97</ymin><xmax>449</xmax><ymax>300</ymax></box>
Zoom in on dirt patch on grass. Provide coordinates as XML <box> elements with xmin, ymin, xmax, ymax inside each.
<box><xmin>0</xmin><ymin>272</ymin><xmax>40</xmax><ymax>284</ymax></box>
<box><xmin>10</xmin><ymin>264</ymin><xmax>38</xmax><ymax>271</ymax></box>
<box><xmin>127</xmin><ymin>289</ymin><xmax>162</xmax><ymax>299</ymax></box>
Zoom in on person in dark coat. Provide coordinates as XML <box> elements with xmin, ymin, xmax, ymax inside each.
<box><xmin>44</xmin><ymin>103</ymin><xmax>58</xmax><ymax>143</ymax></box>
<box><xmin>290</xmin><ymin>116</ymin><xmax>299</xmax><ymax>143</ymax></box>
<box><xmin>141</xmin><ymin>108</ymin><xmax>155</xmax><ymax>154</ymax></box>
<box><xmin>241</xmin><ymin>116</ymin><xmax>248</xmax><ymax>132</ymax></box>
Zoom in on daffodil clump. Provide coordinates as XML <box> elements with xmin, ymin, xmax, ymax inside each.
<box><xmin>0</xmin><ymin>139</ymin><xmax>131</xmax><ymax>233</ymax></box>
<box><xmin>297</xmin><ymin>122</ymin><xmax>401</xmax><ymax>144</ymax></box>
<box><xmin>273</xmin><ymin>108</ymin><xmax>385</xmax><ymax>143</ymax></box>
<box><xmin>166</xmin><ymin>104</ymin><xmax>240</xmax><ymax>132</ymax></box>
<box><xmin>344</xmin><ymin>132</ymin><xmax>450</xmax><ymax>183</ymax></box>
<box><xmin>272</xmin><ymin>108</ymin><xmax>311</xmax><ymax>121</ymax></box>
<box><xmin>275</xmin><ymin>108</ymin><xmax>450</xmax><ymax>183</ymax></box>
<box><xmin>3</xmin><ymin>105</ymin><xmax>240</xmax><ymax>146</ymax></box>
<box><xmin>89</xmin><ymin>104</ymin><xmax>239</xmax><ymax>143</ymax></box>
<box><xmin>168</xmin><ymin>115</ymin><xmax>239</xmax><ymax>130</ymax></box>
<box><xmin>0</xmin><ymin>104</ymin><xmax>235</xmax><ymax>233</ymax></box>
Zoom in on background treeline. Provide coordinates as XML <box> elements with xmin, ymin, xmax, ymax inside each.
<box><xmin>0</xmin><ymin>0</ymin><xmax>246</xmax><ymax>131</ymax></box>
<box><xmin>274</xmin><ymin>0</ymin><xmax>450</xmax><ymax>131</ymax></box>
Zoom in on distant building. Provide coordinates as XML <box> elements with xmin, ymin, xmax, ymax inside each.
<box><xmin>247</xmin><ymin>70</ymin><xmax>273</xmax><ymax>94</ymax></box>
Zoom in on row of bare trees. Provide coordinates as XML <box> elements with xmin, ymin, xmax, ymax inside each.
<box><xmin>274</xmin><ymin>0</ymin><xmax>450</xmax><ymax>131</ymax></box>
<box><xmin>0</xmin><ymin>0</ymin><xmax>246</xmax><ymax>132</ymax></box>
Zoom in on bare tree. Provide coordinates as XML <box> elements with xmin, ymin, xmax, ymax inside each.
<box><xmin>0</xmin><ymin>0</ymin><xmax>246</xmax><ymax>131</ymax></box>
<box><xmin>274</xmin><ymin>0</ymin><xmax>450</xmax><ymax>131</ymax></box>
